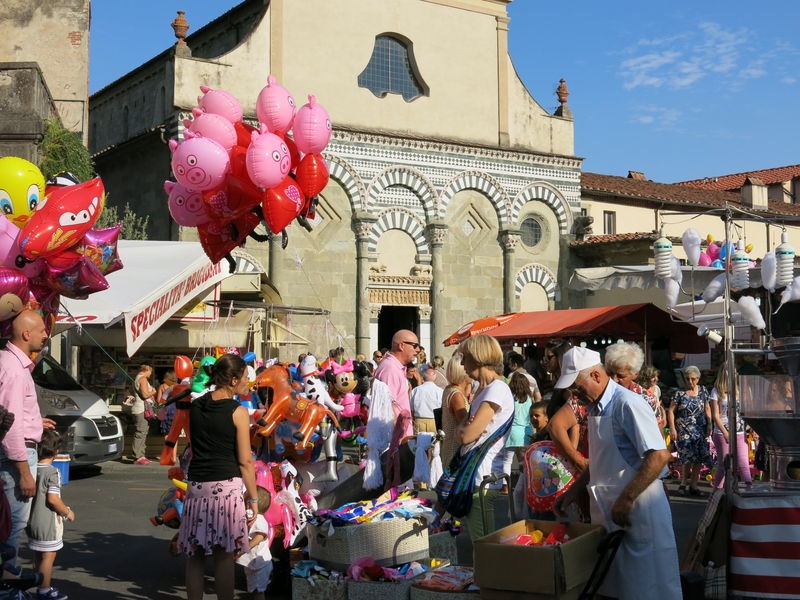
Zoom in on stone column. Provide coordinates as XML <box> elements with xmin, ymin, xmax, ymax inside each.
<box><xmin>427</xmin><ymin>222</ymin><xmax>448</xmax><ymax>358</ymax></box>
<box><xmin>418</xmin><ymin>304</ymin><xmax>432</xmax><ymax>355</ymax></box>
<box><xmin>500</xmin><ymin>230</ymin><xmax>521</xmax><ymax>314</ymax></box>
<box><xmin>353</xmin><ymin>212</ymin><xmax>377</xmax><ymax>356</ymax></box>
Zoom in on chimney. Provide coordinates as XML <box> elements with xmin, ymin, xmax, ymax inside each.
<box><xmin>627</xmin><ymin>171</ymin><xmax>646</xmax><ymax>180</ymax></box>
<box><xmin>741</xmin><ymin>176</ymin><xmax>768</xmax><ymax>210</ymax></box>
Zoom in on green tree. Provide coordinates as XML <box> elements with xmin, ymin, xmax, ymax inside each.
<box><xmin>37</xmin><ymin>120</ymin><xmax>94</xmax><ymax>182</ymax></box>
<box><xmin>37</xmin><ymin>120</ymin><xmax>149</xmax><ymax>240</ymax></box>
<box><xmin>94</xmin><ymin>203</ymin><xmax>150</xmax><ymax>240</ymax></box>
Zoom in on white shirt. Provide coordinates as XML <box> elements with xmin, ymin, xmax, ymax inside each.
<box><xmin>410</xmin><ymin>381</ymin><xmax>443</xmax><ymax>418</ymax></box>
<box><xmin>235</xmin><ymin>514</ymin><xmax>272</xmax><ymax>569</ymax></box>
<box><xmin>462</xmin><ymin>379</ymin><xmax>514</xmax><ymax>488</ymax></box>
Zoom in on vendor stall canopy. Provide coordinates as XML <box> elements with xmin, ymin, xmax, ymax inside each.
<box><xmin>446</xmin><ymin>303</ymin><xmax>708</xmax><ymax>354</ymax></box>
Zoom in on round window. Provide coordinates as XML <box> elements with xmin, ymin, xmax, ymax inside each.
<box><xmin>520</xmin><ymin>217</ymin><xmax>543</xmax><ymax>247</ymax></box>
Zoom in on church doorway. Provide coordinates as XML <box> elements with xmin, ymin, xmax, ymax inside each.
<box><xmin>377</xmin><ymin>306</ymin><xmax>419</xmax><ymax>351</ymax></box>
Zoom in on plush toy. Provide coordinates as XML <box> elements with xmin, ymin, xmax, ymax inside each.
<box><xmin>300</xmin><ymin>354</ymin><xmax>343</xmax><ymax>414</ymax></box>
<box><xmin>150</xmin><ymin>485</ymin><xmax>185</xmax><ymax>529</ymax></box>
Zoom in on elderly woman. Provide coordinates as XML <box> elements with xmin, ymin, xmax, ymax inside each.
<box><xmin>667</xmin><ymin>365</ymin><xmax>712</xmax><ymax>496</ymax></box>
<box><xmin>605</xmin><ymin>343</ymin><xmax>661</xmax><ymax>422</ymax></box>
<box><xmin>455</xmin><ymin>334</ymin><xmax>514</xmax><ymax>541</ymax></box>
<box><xmin>440</xmin><ymin>354</ymin><xmax>473</xmax><ymax>467</ymax></box>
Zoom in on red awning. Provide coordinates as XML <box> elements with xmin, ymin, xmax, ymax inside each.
<box><xmin>486</xmin><ymin>303</ymin><xmax>708</xmax><ymax>353</ymax></box>
<box><xmin>443</xmin><ymin>313</ymin><xmax>521</xmax><ymax>346</ymax></box>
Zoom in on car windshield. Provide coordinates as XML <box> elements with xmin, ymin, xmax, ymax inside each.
<box><xmin>33</xmin><ymin>355</ymin><xmax>83</xmax><ymax>391</ymax></box>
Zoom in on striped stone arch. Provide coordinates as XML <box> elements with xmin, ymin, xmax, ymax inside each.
<box><xmin>511</xmin><ymin>182</ymin><xmax>572</xmax><ymax>234</ymax></box>
<box><xmin>368</xmin><ymin>166</ymin><xmax>436</xmax><ymax>219</ymax></box>
<box><xmin>366</xmin><ymin>209</ymin><xmax>430</xmax><ymax>257</ymax></box>
<box><xmin>439</xmin><ymin>170</ymin><xmax>509</xmax><ymax>225</ymax></box>
<box><xmin>325</xmin><ymin>154</ymin><xmax>368</xmax><ymax>213</ymax></box>
<box><xmin>514</xmin><ymin>264</ymin><xmax>557</xmax><ymax>300</ymax></box>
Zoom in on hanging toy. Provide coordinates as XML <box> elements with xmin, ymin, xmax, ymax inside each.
<box><xmin>776</xmin><ymin>231</ymin><xmax>796</xmax><ymax>289</ymax></box>
<box><xmin>653</xmin><ymin>230</ymin><xmax>672</xmax><ymax>279</ymax></box>
<box><xmin>730</xmin><ymin>240</ymin><xmax>750</xmax><ymax>291</ymax></box>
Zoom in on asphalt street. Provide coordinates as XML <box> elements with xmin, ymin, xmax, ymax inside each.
<box><xmin>12</xmin><ymin>459</ymin><xmax>710</xmax><ymax>599</ymax></box>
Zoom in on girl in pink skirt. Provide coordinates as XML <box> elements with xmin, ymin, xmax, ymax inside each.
<box><xmin>177</xmin><ymin>354</ymin><xmax>258</xmax><ymax>600</ymax></box>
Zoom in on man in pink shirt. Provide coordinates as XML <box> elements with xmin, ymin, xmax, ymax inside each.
<box><xmin>374</xmin><ymin>329</ymin><xmax>420</xmax><ymax>438</ymax></box>
<box><xmin>0</xmin><ymin>310</ymin><xmax>54</xmax><ymax>575</ymax></box>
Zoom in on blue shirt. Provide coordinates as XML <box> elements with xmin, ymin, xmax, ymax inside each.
<box><xmin>594</xmin><ymin>379</ymin><xmax>667</xmax><ymax>473</ymax></box>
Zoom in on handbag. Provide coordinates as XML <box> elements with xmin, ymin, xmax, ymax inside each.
<box><xmin>143</xmin><ymin>399</ymin><xmax>156</xmax><ymax>420</ymax></box>
<box><xmin>435</xmin><ymin>414</ymin><xmax>513</xmax><ymax>517</ymax></box>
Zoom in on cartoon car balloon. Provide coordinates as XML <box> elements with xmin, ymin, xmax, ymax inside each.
<box><xmin>0</xmin><ymin>156</ymin><xmax>46</xmax><ymax>228</ymax></box>
<box><xmin>19</xmin><ymin>177</ymin><xmax>105</xmax><ymax>262</ymax></box>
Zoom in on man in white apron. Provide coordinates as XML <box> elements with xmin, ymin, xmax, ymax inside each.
<box><xmin>554</xmin><ymin>347</ymin><xmax>681</xmax><ymax>600</ymax></box>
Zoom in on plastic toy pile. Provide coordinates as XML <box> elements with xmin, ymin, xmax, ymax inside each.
<box><xmin>511</xmin><ymin>523</ymin><xmax>571</xmax><ymax>546</ymax></box>
<box><xmin>314</xmin><ymin>487</ymin><xmax>438</xmax><ymax>526</ymax></box>
<box><xmin>412</xmin><ymin>565</ymin><xmax>477</xmax><ymax>591</ymax></box>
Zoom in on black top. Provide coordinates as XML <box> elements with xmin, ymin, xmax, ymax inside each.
<box><xmin>187</xmin><ymin>393</ymin><xmax>241</xmax><ymax>482</ymax></box>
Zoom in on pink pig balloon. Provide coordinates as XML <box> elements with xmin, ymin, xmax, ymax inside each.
<box><xmin>256</xmin><ymin>75</ymin><xmax>296</xmax><ymax>134</ymax></box>
<box><xmin>293</xmin><ymin>95</ymin><xmax>332</xmax><ymax>154</ymax></box>
<box><xmin>245</xmin><ymin>126</ymin><xmax>292</xmax><ymax>190</ymax></box>
<box><xmin>168</xmin><ymin>132</ymin><xmax>230</xmax><ymax>192</ymax></box>
<box><xmin>197</xmin><ymin>85</ymin><xmax>243</xmax><ymax>123</ymax></box>
<box><xmin>164</xmin><ymin>180</ymin><xmax>211</xmax><ymax>227</ymax></box>
<box><xmin>184</xmin><ymin>108</ymin><xmax>237</xmax><ymax>151</ymax></box>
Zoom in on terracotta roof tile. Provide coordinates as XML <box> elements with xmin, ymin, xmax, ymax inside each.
<box><xmin>580</xmin><ymin>171</ymin><xmax>800</xmax><ymax>219</ymax></box>
<box><xmin>570</xmin><ymin>232</ymin><xmax>658</xmax><ymax>246</ymax></box>
<box><xmin>676</xmin><ymin>164</ymin><xmax>800</xmax><ymax>191</ymax></box>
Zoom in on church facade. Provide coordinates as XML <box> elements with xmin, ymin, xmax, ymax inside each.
<box><xmin>89</xmin><ymin>0</ymin><xmax>581</xmax><ymax>358</ymax></box>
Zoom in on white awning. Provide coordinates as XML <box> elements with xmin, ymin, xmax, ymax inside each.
<box><xmin>58</xmin><ymin>240</ymin><xmax>229</xmax><ymax>356</ymax></box>
<box><xmin>569</xmin><ymin>265</ymin><xmax>765</xmax><ymax>292</ymax></box>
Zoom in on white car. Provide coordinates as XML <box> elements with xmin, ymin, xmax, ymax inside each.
<box><xmin>34</xmin><ymin>354</ymin><xmax>124</xmax><ymax>466</ymax></box>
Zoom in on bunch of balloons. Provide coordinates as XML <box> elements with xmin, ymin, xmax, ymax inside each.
<box><xmin>0</xmin><ymin>157</ymin><xmax>122</xmax><ymax>330</ymax></box>
<box><xmin>165</xmin><ymin>76</ymin><xmax>332</xmax><ymax>270</ymax></box>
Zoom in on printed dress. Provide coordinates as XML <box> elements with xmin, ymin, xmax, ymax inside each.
<box><xmin>671</xmin><ymin>387</ymin><xmax>712</xmax><ymax>465</ymax></box>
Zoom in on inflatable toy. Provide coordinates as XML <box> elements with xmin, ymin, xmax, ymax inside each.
<box><xmin>524</xmin><ymin>441</ymin><xmax>581</xmax><ymax>513</ymax></box>
<box><xmin>0</xmin><ymin>156</ymin><xmax>45</xmax><ymax>227</ymax></box>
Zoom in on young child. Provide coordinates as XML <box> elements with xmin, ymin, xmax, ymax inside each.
<box><xmin>236</xmin><ymin>486</ymin><xmax>273</xmax><ymax>599</ymax></box>
<box><xmin>529</xmin><ymin>400</ymin><xmax>550</xmax><ymax>442</ymax></box>
<box><xmin>501</xmin><ymin>372</ymin><xmax>534</xmax><ymax>494</ymax></box>
<box><xmin>26</xmin><ymin>429</ymin><xmax>73</xmax><ymax>600</ymax></box>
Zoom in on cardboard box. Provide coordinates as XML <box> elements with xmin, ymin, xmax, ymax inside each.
<box><xmin>473</xmin><ymin>520</ymin><xmax>605</xmax><ymax>597</ymax></box>
<box><xmin>309</xmin><ymin>517</ymin><xmax>429</xmax><ymax>572</ymax></box>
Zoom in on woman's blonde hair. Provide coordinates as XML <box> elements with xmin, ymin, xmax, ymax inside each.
<box><xmin>457</xmin><ymin>334</ymin><xmax>504</xmax><ymax>373</ymax></box>
<box><xmin>445</xmin><ymin>354</ymin><xmax>470</xmax><ymax>386</ymax></box>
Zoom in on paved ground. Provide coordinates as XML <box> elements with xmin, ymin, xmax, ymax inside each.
<box><xmin>10</xmin><ymin>458</ymin><xmax>711</xmax><ymax>599</ymax></box>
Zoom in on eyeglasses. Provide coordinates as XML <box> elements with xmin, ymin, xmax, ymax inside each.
<box><xmin>374</xmin><ymin>354</ymin><xmax>383</xmax><ymax>359</ymax></box>
<box><xmin>402</xmin><ymin>341</ymin><xmax>420</xmax><ymax>349</ymax></box>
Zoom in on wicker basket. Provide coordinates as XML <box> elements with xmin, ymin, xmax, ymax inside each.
<box><xmin>292</xmin><ymin>577</ymin><xmax>348</xmax><ymax>600</ymax></box>
<box><xmin>309</xmin><ymin>517</ymin><xmax>430</xmax><ymax>572</ymax></box>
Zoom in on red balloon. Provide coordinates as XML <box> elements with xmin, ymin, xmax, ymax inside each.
<box><xmin>0</xmin><ymin>267</ymin><xmax>30</xmax><ymax>321</ymax></box>
<box><xmin>234</xmin><ymin>121</ymin><xmax>258</xmax><ymax>148</ymax></box>
<box><xmin>174</xmin><ymin>355</ymin><xmax>193</xmax><ymax>380</ymax></box>
<box><xmin>202</xmin><ymin>174</ymin><xmax>264</xmax><ymax>224</ymax></box>
<box><xmin>295</xmin><ymin>153</ymin><xmax>329</xmax><ymax>198</ymax></box>
<box><xmin>279</xmin><ymin>133</ymin><xmax>301</xmax><ymax>173</ymax></box>
<box><xmin>197</xmin><ymin>212</ymin><xmax>260</xmax><ymax>263</ymax></box>
<box><xmin>229</xmin><ymin>144</ymin><xmax>249</xmax><ymax>180</ymax></box>
<box><xmin>262</xmin><ymin>176</ymin><xmax>305</xmax><ymax>235</ymax></box>
<box><xmin>20</xmin><ymin>178</ymin><xmax>105</xmax><ymax>261</ymax></box>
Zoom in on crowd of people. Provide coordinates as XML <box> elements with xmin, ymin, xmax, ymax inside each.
<box><xmin>0</xmin><ymin>310</ymin><xmax>777</xmax><ymax>600</ymax></box>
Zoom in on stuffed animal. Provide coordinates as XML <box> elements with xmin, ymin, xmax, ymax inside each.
<box><xmin>300</xmin><ymin>355</ymin><xmax>343</xmax><ymax>414</ymax></box>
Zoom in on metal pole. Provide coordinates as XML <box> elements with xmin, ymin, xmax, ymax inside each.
<box><xmin>723</xmin><ymin>209</ymin><xmax>739</xmax><ymax>497</ymax></box>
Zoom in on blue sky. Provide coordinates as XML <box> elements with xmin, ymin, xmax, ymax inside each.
<box><xmin>90</xmin><ymin>1</ymin><xmax>800</xmax><ymax>183</ymax></box>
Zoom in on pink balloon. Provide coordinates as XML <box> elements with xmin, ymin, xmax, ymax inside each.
<box><xmin>197</xmin><ymin>85</ymin><xmax>243</xmax><ymax>123</ymax></box>
<box><xmin>43</xmin><ymin>256</ymin><xmax>108</xmax><ymax>299</ymax></box>
<box><xmin>0</xmin><ymin>215</ymin><xmax>41</xmax><ymax>277</ymax></box>
<box><xmin>706</xmin><ymin>242</ymin><xmax>720</xmax><ymax>260</ymax></box>
<box><xmin>77</xmin><ymin>225</ymin><xmax>123</xmax><ymax>275</ymax></box>
<box><xmin>697</xmin><ymin>252</ymin><xmax>712</xmax><ymax>267</ymax></box>
<box><xmin>245</xmin><ymin>126</ymin><xmax>292</xmax><ymax>190</ymax></box>
<box><xmin>292</xmin><ymin>95</ymin><xmax>332</xmax><ymax>154</ymax></box>
<box><xmin>0</xmin><ymin>267</ymin><xmax>30</xmax><ymax>321</ymax></box>
<box><xmin>168</xmin><ymin>132</ymin><xmax>230</xmax><ymax>192</ymax></box>
<box><xmin>256</xmin><ymin>75</ymin><xmax>296</xmax><ymax>134</ymax></box>
<box><xmin>164</xmin><ymin>180</ymin><xmax>211</xmax><ymax>227</ymax></box>
<box><xmin>184</xmin><ymin>108</ymin><xmax>237</xmax><ymax>151</ymax></box>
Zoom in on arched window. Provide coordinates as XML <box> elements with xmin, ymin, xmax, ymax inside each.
<box><xmin>358</xmin><ymin>34</ymin><xmax>428</xmax><ymax>102</ymax></box>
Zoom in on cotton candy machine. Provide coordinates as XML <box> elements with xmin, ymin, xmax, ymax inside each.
<box><xmin>739</xmin><ymin>337</ymin><xmax>800</xmax><ymax>490</ymax></box>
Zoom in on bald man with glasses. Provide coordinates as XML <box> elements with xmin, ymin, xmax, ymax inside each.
<box><xmin>374</xmin><ymin>329</ymin><xmax>420</xmax><ymax>438</ymax></box>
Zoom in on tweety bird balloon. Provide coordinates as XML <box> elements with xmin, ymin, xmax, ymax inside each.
<box><xmin>0</xmin><ymin>157</ymin><xmax>45</xmax><ymax>227</ymax></box>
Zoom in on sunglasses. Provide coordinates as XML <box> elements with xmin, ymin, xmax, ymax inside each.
<box><xmin>402</xmin><ymin>341</ymin><xmax>420</xmax><ymax>349</ymax></box>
